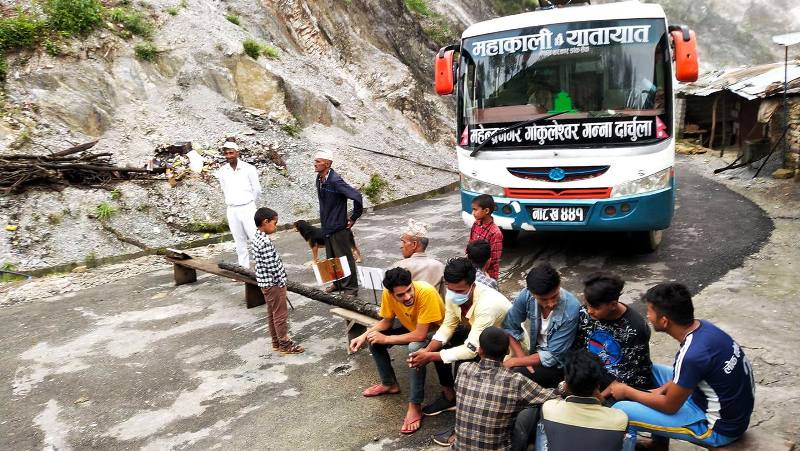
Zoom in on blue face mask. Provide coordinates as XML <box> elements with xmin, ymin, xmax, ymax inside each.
<box><xmin>446</xmin><ymin>286</ymin><xmax>473</xmax><ymax>306</ymax></box>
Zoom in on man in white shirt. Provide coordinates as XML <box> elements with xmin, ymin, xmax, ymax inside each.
<box><xmin>214</xmin><ymin>140</ymin><xmax>262</xmax><ymax>267</ymax></box>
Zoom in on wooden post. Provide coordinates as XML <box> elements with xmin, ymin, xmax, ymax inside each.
<box><xmin>173</xmin><ymin>264</ymin><xmax>197</xmax><ymax>285</ymax></box>
<box><xmin>709</xmin><ymin>95</ymin><xmax>720</xmax><ymax>150</ymax></box>
<box><xmin>245</xmin><ymin>283</ymin><xmax>266</xmax><ymax>308</ymax></box>
<box><xmin>721</xmin><ymin>95</ymin><xmax>727</xmax><ymax>157</ymax></box>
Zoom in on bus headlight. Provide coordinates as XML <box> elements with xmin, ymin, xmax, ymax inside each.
<box><xmin>610</xmin><ymin>168</ymin><xmax>672</xmax><ymax>198</ymax></box>
<box><xmin>460</xmin><ymin>174</ymin><xmax>505</xmax><ymax>196</ymax></box>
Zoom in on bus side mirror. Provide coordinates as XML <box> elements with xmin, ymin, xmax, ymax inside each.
<box><xmin>435</xmin><ymin>47</ymin><xmax>457</xmax><ymax>96</ymax></box>
<box><xmin>670</xmin><ymin>26</ymin><xmax>698</xmax><ymax>82</ymax></box>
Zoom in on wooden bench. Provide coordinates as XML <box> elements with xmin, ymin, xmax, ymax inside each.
<box><xmin>166</xmin><ymin>256</ymin><xmax>265</xmax><ymax>308</ymax></box>
<box><xmin>330</xmin><ymin>307</ymin><xmax>378</xmax><ymax>353</ymax></box>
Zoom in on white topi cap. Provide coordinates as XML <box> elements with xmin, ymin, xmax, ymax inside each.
<box><xmin>403</xmin><ymin>218</ymin><xmax>429</xmax><ymax>238</ymax></box>
<box><xmin>222</xmin><ymin>141</ymin><xmax>239</xmax><ymax>151</ymax></box>
<box><xmin>314</xmin><ymin>149</ymin><xmax>334</xmax><ymax>161</ymax></box>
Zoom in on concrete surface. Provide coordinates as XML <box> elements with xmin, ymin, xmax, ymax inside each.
<box><xmin>1</xmin><ymin>157</ymin><xmax>797</xmax><ymax>450</ymax></box>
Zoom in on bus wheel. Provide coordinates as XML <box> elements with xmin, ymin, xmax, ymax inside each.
<box><xmin>501</xmin><ymin>229</ymin><xmax>520</xmax><ymax>247</ymax></box>
<box><xmin>633</xmin><ymin>230</ymin><xmax>663</xmax><ymax>253</ymax></box>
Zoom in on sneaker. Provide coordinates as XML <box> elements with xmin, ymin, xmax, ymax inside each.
<box><xmin>422</xmin><ymin>396</ymin><xmax>456</xmax><ymax>416</ymax></box>
<box><xmin>432</xmin><ymin>428</ymin><xmax>455</xmax><ymax>447</ymax></box>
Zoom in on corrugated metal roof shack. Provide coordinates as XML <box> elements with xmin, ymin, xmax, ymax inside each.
<box><xmin>676</xmin><ymin>62</ymin><xmax>800</xmax><ymax>170</ymax></box>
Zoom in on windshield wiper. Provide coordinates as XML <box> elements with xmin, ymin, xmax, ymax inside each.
<box><xmin>469</xmin><ymin>111</ymin><xmax>568</xmax><ymax>157</ymax></box>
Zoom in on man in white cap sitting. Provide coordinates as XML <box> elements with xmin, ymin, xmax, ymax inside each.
<box><xmin>215</xmin><ymin>139</ymin><xmax>262</xmax><ymax>267</ymax></box>
<box><xmin>392</xmin><ymin>219</ymin><xmax>445</xmax><ymax>298</ymax></box>
<box><xmin>314</xmin><ymin>148</ymin><xmax>363</xmax><ymax>295</ymax></box>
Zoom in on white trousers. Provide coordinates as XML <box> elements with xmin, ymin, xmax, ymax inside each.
<box><xmin>226</xmin><ymin>202</ymin><xmax>257</xmax><ymax>267</ymax></box>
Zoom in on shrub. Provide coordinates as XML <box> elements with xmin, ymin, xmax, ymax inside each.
<box><xmin>166</xmin><ymin>6</ymin><xmax>179</xmax><ymax>16</ymax></box>
<box><xmin>107</xmin><ymin>7</ymin><xmax>154</xmax><ymax>38</ymax></box>
<box><xmin>43</xmin><ymin>39</ymin><xmax>61</xmax><ymax>56</ymax></box>
<box><xmin>44</xmin><ymin>0</ymin><xmax>103</xmax><ymax>36</ymax></box>
<box><xmin>281</xmin><ymin>122</ymin><xmax>302</xmax><ymax>138</ymax></box>
<box><xmin>84</xmin><ymin>251</ymin><xmax>98</xmax><ymax>268</ymax></box>
<box><xmin>423</xmin><ymin>16</ymin><xmax>455</xmax><ymax>46</ymax></box>
<box><xmin>0</xmin><ymin>55</ymin><xmax>7</xmax><ymax>83</ymax></box>
<box><xmin>0</xmin><ymin>13</ymin><xmax>43</xmax><ymax>51</ymax></box>
<box><xmin>95</xmin><ymin>202</ymin><xmax>117</xmax><ymax>220</ymax></box>
<box><xmin>362</xmin><ymin>174</ymin><xmax>389</xmax><ymax>203</ymax></box>
<box><xmin>110</xmin><ymin>188</ymin><xmax>122</xmax><ymax>200</ymax></box>
<box><xmin>225</xmin><ymin>14</ymin><xmax>240</xmax><ymax>26</ymax></box>
<box><xmin>404</xmin><ymin>0</ymin><xmax>432</xmax><ymax>17</ymax></box>
<box><xmin>185</xmin><ymin>221</ymin><xmax>229</xmax><ymax>233</ymax></box>
<box><xmin>262</xmin><ymin>44</ymin><xmax>279</xmax><ymax>59</ymax></box>
<box><xmin>134</xmin><ymin>41</ymin><xmax>158</xmax><ymax>61</ymax></box>
<box><xmin>242</xmin><ymin>38</ymin><xmax>261</xmax><ymax>59</ymax></box>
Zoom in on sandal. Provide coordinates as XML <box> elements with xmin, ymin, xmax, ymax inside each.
<box><xmin>400</xmin><ymin>414</ymin><xmax>423</xmax><ymax>434</ymax></box>
<box><xmin>277</xmin><ymin>340</ymin><xmax>305</xmax><ymax>354</ymax></box>
<box><xmin>362</xmin><ymin>384</ymin><xmax>400</xmax><ymax>397</ymax></box>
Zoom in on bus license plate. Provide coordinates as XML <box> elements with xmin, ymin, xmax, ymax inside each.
<box><xmin>530</xmin><ymin>207</ymin><xmax>586</xmax><ymax>222</ymax></box>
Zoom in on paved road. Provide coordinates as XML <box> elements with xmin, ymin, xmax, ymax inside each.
<box><xmin>0</xmin><ymin>157</ymin><xmax>772</xmax><ymax>450</ymax></box>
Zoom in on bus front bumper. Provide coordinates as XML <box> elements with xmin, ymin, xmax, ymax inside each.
<box><xmin>461</xmin><ymin>187</ymin><xmax>675</xmax><ymax>232</ymax></box>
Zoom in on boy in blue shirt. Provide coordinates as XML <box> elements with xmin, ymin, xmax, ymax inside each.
<box><xmin>609</xmin><ymin>283</ymin><xmax>755</xmax><ymax>450</ymax></box>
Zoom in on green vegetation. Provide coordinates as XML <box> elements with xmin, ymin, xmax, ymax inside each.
<box><xmin>225</xmin><ymin>13</ymin><xmax>240</xmax><ymax>26</ymax></box>
<box><xmin>403</xmin><ymin>0</ymin><xmax>458</xmax><ymax>46</ymax></box>
<box><xmin>262</xmin><ymin>44</ymin><xmax>279</xmax><ymax>59</ymax></box>
<box><xmin>44</xmin><ymin>0</ymin><xmax>103</xmax><ymax>36</ymax></box>
<box><xmin>281</xmin><ymin>122</ymin><xmax>302</xmax><ymax>138</ymax></box>
<box><xmin>84</xmin><ymin>251</ymin><xmax>98</xmax><ymax>268</ymax></box>
<box><xmin>404</xmin><ymin>0</ymin><xmax>432</xmax><ymax>17</ymax></box>
<box><xmin>242</xmin><ymin>38</ymin><xmax>280</xmax><ymax>60</ymax></box>
<box><xmin>362</xmin><ymin>174</ymin><xmax>389</xmax><ymax>203</ymax></box>
<box><xmin>185</xmin><ymin>220</ymin><xmax>229</xmax><ymax>233</ymax></box>
<box><xmin>107</xmin><ymin>7</ymin><xmax>153</xmax><ymax>38</ymax></box>
<box><xmin>1</xmin><ymin>262</ymin><xmax>26</xmax><ymax>283</ymax></box>
<box><xmin>110</xmin><ymin>188</ymin><xmax>122</xmax><ymax>200</ymax></box>
<box><xmin>0</xmin><ymin>2</ymin><xmax>154</xmax><ymax>84</ymax></box>
<box><xmin>242</xmin><ymin>38</ymin><xmax>261</xmax><ymax>59</ymax></box>
<box><xmin>94</xmin><ymin>202</ymin><xmax>117</xmax><ymax>220</ymax></box>
<box><xmin>491</xmin><ymin>0</ymin><xmax>539</xmax><ymax>15</ymax></box>
<box><xmin>134</xmin><ymin>41</ymin><xmax>158</xmax><ymax>61</ymax></box>
<box><xmin>166</xmin><ymin>6</ymin><xmax>179</xmax><ymax>16</ymax></box>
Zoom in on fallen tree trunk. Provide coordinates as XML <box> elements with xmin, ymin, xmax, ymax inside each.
<box><xmin>217</xmin><ymin>262</ymin><xmax>380</xmax><ymax>319</ymax></box>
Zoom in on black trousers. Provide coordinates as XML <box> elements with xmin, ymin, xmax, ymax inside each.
<box><xmin>324</xmin><ymin>228</ymin><xmax>358</xmax><ymax>292</ymax></box>
<box><xmin>514</xmin><ymin>363</ymin><xmax>564</xmax><ymax>389</ymax></box>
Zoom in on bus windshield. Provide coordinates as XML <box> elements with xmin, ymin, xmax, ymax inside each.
<box><xmin>459</xmin><ymin>18</ymin><xmax>672</xmax><ymax>149</ymax></box>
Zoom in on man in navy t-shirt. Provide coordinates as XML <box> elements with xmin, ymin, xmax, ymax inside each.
<box><xmin>608</xmin><ymin>283</ymin><xmax>755</xmax><ymax>450</ymax></box>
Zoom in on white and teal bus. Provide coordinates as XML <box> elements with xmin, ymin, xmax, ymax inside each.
<box><xmin>434</xmin><ymin>1</ymin><xmax>698</xmax><ymax>251</ymax></box>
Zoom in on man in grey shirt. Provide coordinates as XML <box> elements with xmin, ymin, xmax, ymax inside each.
<box><xmin>392</xmin><ymin>219</ymin><xmax>445</xmax><ymax>298</ymax></box>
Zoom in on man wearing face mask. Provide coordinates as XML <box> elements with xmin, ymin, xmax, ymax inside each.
<box><xmin>349</xmin><ymin>267</ymin><xmax>446</xmax><ymax>435</ymax></box>
<box><xmin>408</xmin><ymin>257</ymin><xmax>511</xmax><ymax>430</ymax></box>
<box><xmin>503</xmin><ymin>262</ymin><xmax>581</xmax><ymax>389</ymax></box>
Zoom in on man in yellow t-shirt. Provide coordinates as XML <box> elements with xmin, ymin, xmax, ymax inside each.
<box><xmin>350</xmin><ymin>267</ymin><xmax>446</xmax><ymax>435</ymax></box>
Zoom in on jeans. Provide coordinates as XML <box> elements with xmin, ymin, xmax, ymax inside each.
<box><xmin>617</xmin><ymin>364</ymin><xmax>738</xmax><ymax>450</ymax></box>
<box><xmin>368</xmin><ymin>322</ymin><xmax>454</xmax><ymax>405</ymax></box>
<box><xmin>512</xmin><ymin>406</ymin><xmax>541</xmax><ymax>451</ymax></box>
<box><xmin>514</xmin><ymin>363</ymin><xmax>564</xmax><ymax>389</ymax></box>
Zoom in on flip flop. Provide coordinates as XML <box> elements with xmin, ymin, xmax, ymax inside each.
<box><xmin>400</xmin><ymin>415</ymin><xmax>423</xmax><ymax>434</ymax></box>
<box><xmin>362</xmin><ymin>384</ymin><xmax>400</xmax><ymax>397</ymax></box>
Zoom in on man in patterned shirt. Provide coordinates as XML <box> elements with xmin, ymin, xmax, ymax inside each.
<box><xmin>574</xmin><ymin>272</ymin><xmax>654</xmax><ymax>391</ymax></box>
<box><xmin>252</xmin><ymin>207</ymin><xmax>304</xmax><ymax>354</ymax></box>
<box><xmin>454</xmin><ymin>326</ymin><xmax>556</xmax><ymax>451</ymax></box>
<box><xmin>468</xmin><ymin>194</ymin><xmax>503</xmax><ymax>280</ymax></box>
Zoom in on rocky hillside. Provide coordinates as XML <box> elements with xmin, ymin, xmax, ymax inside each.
<box><xmin>0</xmin><ymin>0</ymin><xmax>494</xmax><ymax>270</ymax></box>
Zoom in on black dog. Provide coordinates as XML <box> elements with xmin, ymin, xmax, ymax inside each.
<box><xmin>293</xmin><ymin>220</ymin><xmax>363</xmax><ymax>264</ymax></box>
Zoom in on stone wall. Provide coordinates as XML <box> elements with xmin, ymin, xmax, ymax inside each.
<box><xmin>769</xmin><ymin>96</ymin><xmax>800</xmax><ymax>172</ymax></box>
